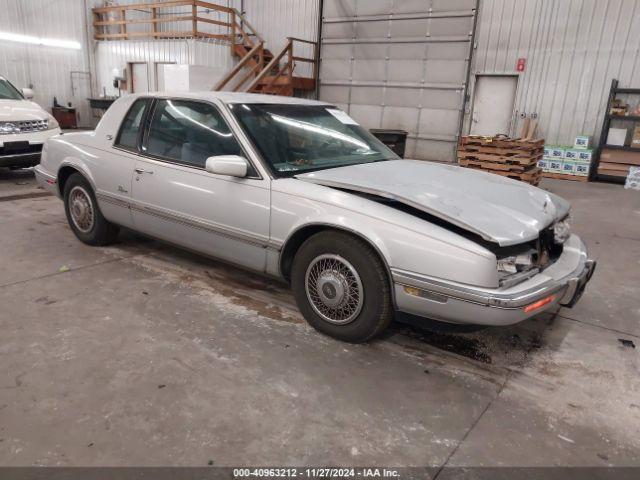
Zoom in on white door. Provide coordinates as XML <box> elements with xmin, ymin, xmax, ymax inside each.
<box><xmin>130</xmin><ymin>98</ymin><xmax>270</xmax><ymax>272</ymax></box>
<box><xmin>70</xmin><ymin>71</ymin><xmax>93</xmax><ymax>128</ymax></box>
<box><xmin>470</xmin><ymin>75</ymin><xmax>518</xmax><ymax>136</ymax></box>
<box><xmin>154</xmin><ymin>62</ymin><xmax>176</xmax><ymax>91</ymax></box>
<box><xmin>131</xmin><ymin>63</ymin><xmax>150</xmax><ymax>93</ymax></box>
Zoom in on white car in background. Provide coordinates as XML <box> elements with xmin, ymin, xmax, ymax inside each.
<box><xmin>0</xmin><ymin>76</ymin><xmax>61</xmax><ymax>169</ymax></box>
<box><xmin>35</xmin><ymin>92</ymin><xmax>595</xmax><ymax>343</ymax></box>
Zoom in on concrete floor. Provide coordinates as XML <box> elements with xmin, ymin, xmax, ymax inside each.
<box><xmin>0</xmin><ymin>168</ymin><xmax>638</xmax><ymax>468</ymax></box>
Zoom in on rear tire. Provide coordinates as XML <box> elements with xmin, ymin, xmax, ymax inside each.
<box><xmin>63</xmin><ymin>173</ymin><xmax>119</xmax><ymax>246</ymax></box>
<box><xmin>291</xmin><ymin>231</ymin><xmax>392</xmax><ymax>343</ymax></box>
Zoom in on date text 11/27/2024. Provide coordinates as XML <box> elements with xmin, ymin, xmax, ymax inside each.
<box><xmin>233</xmin><ymin>468</ymin><xmax>401</xmax><ymax>478</ymax></box>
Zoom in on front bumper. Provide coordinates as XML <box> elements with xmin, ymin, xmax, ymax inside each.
<box><xmin>0</xmin><ymin>149</ymin><xmax>42</xmax><ymax>168</ymax></box>
<box><xmin>0</xmin><ymin>128</ymin><xmax>61</xmax><ymax>168</ymax></box>
<box><xmin>393</xmin><ymin>235</ymin><xmax>596</xmax><ymax>326</ymax></box>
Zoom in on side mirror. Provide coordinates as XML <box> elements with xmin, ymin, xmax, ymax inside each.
<box><xmin>205</xmin><ymin>155</ymin><xmax>248</xmax><ymax>178</ymax></box>
<box><xmin>22</xmin><ymin>88</ymin><xmax>34</xmax><ymax>100</ymax></box>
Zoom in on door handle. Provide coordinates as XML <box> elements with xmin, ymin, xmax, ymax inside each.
<box><xmin>134</xmin><ymin>168</ymin><xmax>153</xmax><ymax>175</ymax></box>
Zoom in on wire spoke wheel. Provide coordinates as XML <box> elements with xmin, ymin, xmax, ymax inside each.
<box><xmin>68</xmin><ymin>186</ymin><xmax>95</xmax><ymax>233</ymax></box>
<box><xmin>305</xmin><ymin>254</ymin><xmax>364</xmax><ymax>325</ymax></box>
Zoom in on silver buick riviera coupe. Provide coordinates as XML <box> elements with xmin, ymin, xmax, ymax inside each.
<box><xmin>35</xmin><ymin>92</ymin><xmax>595</xmax><ymax>342</ymax></box>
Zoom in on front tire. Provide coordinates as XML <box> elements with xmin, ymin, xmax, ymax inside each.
<box><xmin>291</xmin><ymin>231</ymin><xmax>392</xmax><ymax>343</ymax></box>
<box><xmin>63</xmin><ymin>173</ymin><xmax>119</xmax><ymax>246</ymax></box>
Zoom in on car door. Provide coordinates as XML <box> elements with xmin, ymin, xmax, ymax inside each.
<box><xmin>130</xmin><ymin>98</ymin><xmax>271</xmax><ymax>272</ymax></box>
<box><xmin>92</xmin><ymin>97</ymin><xmax>151</xmax><ymax>228</ymax></box>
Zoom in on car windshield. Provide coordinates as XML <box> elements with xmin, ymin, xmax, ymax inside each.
<box><xmin>0</xmin><ymin>78</ymin><xmax>24</xmax><ymax>100</ymax></box>
<box><xmin>229</xmin><ymin>103</ymin><xmax>399</xmax><ymax>176</ymax></box>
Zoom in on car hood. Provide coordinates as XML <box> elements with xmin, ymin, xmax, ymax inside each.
<box><xmin>295</xmin><ymin>160</ymin><xmax>570</xmax><ymax>246</ymax></box>
<box><xmin>0</xmin><ymin>99</ymin><xmax>49</xmax><ymax>121</ymax></box>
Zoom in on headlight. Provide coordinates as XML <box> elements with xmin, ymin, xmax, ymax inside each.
<box><xmin>553</xmin><ymin>217</ymin><xmax>571</xmax><ymax>244</ymax></box>
<box><xmin>497</xmin><ymin>252</ymin><xmax>535</xmax><ymax>274</ymax></box>
<box><xmin>46</xmin><ymin>114</ymin><xmax>59</xmax><ymax>130</ymax></box>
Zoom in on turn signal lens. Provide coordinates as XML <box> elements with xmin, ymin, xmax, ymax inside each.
<box><xmin>402</xmin><ymin>286</ymin><xmax>448</xmax><ymax>303</ymax></box>
<box><xmin>403</xmin><ymin>286</ymin><xmax>421</xmax><ymax>297</ymax></box>
<box><xmin>523</xmin><ymin>295</ymin><xmax>555</xmax><ymax>313</ymax></box>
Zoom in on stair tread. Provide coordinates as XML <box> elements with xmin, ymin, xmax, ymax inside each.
<box><xmin>234</xmin><ymin>44</ymin><xmax>274</xmax><ymax>57</ymax></box>
<box><xmin>223</xmin><ymin>29</ymin><xmax>315</xmax><ymax>96</ymax></box>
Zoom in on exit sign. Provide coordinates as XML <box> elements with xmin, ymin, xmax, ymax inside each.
<box><xmin>516</xmin><ymin>58</ymin><xmax>526</xmax><ymax>72</ymax></box>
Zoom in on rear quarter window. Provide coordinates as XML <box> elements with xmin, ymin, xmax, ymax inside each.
<box><xmin>115</xmin><ymin>98</ymin><xmax>150</xmax><ymax>150</ymax></box>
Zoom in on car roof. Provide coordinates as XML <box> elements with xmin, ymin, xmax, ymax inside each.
<box><xmin>130</xmin><ymin>91</ymin><xmax>331</xmax><ymax>106</ymax></box>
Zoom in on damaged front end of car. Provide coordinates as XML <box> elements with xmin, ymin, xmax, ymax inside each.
<box><xmin>491</xmin><ymin>216</ymin><xmax>571</xmax><ymax>288</ymax></box>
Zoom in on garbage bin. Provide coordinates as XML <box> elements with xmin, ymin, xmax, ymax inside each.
<box><xmin>370</xmin><ymin>129</ymin><xmax>408</xmax><ymax>158</ymax></box>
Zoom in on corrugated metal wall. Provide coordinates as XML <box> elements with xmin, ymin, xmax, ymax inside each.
<box><xmin>94</xmin><ymin>39</ymin><xmax>234</xmax><ymax>96</ymax></box>
<box><xmin>468</xmin><ymin>0</ymin><xmax>640</xmax><ymax>146</ymax></box>
<box><xmin>242</xmin><ymin>0</ymin><xmax>320</xmax><ymax>78</ymax></box>
<box><xmin>318</xmin><ymin>0</ymin><xmax>478</xmax><ymax>162</ymax></box>
<box><xmin>0</xmin><ymin>0</ymin><xmax>94</xmax><ymax>126</ymax></box>
<box><xmin>0</xmin><ymin>0</ymin><xmax>320</xmax><ymax>123</ymax></box>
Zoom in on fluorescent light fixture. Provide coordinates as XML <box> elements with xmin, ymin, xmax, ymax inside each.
<box><xmin>0</xmin><ymin>31</ymin><xmax>81</xmax><ymax>50</ymax></box>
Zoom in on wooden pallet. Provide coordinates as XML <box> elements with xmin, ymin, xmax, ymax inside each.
<box><xmin>458</xmin><ymin>143</ymin><xmax>544</xmax><ymax>157</ymax></box>
<box><xmin>542</xmin><ymin>172</ymin><xmax>589</xmax><ymax>182</ymax></box>
<box><xmin>458</xmin><ymin>135</ymin><xmax>545</xmax><ymax>185</ymax></box>
<box><xmin>459</xmin><ymin>136</ymin><xmax>544</xmax><ymax>151</ymax></box>
<box><xmin>459</xmin><ymin>158</ymin><xmax>531</xmax><ymax>172</ymax></box>
<box><xmin>491</xmin><ymin>168</ymin><xmax>542</xmax><ymax>185</ymax></box>
<box><xmin>464</xmin><ymin>165</ymin><xmax>542</xmax><ymax>185</ymax></box>
<box><xmin>457</xmin><ymin>151</ymin><xmax>542</xmax><ymax>166</ymax></box>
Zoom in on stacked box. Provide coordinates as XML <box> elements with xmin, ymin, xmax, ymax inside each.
<box><xmin>537</xmin><ymin>158</ymin><xmax>550</xmax><ymax>171</ymax></box>
<box><xmin>574</xmin><ymin>161</ymin><xmax>590</xmax><ymax>176</ymax></box>
<box><xmin>547</xmin><ymin>158</ymin><xmax>564</xmax><ymax>173</ymax></box>
<box><xmin>547</xmin><ymin>146</ymin><xmax>565</xmax><ymax>159</ymax></box>
<box><xmin>576</xmin><ymin>149</ymin><xmax>593</xmax><ymax>162</ymax></box>
<box><xmin>561</xmin><ymin>160</ymin><xmax>576</xmax><ymax>175</ymax></box>
<box><xmin>563</xmin><ymin>149</ymin><xmax>580</xmax><ymax>160</ymax></box>
<box><xmin>542</xmin><ymin>142</ymin><xmax>592</xmax><ymax>180</ymax></box>
<box><xmin>574</xmin><ymin>135</ymin><xmax>591</xmax><ymax>149</ymax></box>
<box><xmin>542</xmin><ymin>145</ymin><xmax>565</xmax><ymax>173</ymax></box>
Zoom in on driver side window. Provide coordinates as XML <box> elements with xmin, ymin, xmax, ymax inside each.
<box><xmin>145</xmin><ymin>99</ymin><xmax>243</xmax><ymax>169</ymax></box>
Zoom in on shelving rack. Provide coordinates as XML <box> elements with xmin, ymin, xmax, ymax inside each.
<box><xmin>594</xmin><ymin>79</ymin><xmax>640</xmax><ymax>182</ymax></box>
